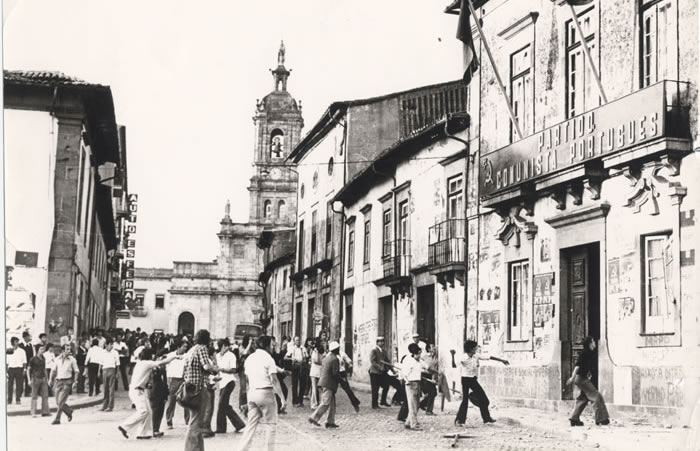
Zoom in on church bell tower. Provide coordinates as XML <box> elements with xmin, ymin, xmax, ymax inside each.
<box><xmin>248</xmin><ymin>41</ymin><xmax>304</xmax><ymax>228</ymax></box>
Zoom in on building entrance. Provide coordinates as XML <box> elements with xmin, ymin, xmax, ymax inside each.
<box><xmin>560</xmin><ymin>242</ymin><xmax>600</xmax><ymax>400</ymax></box>
<box><xmin>178</xmin><ymin>311</ymin><xmax>195</xmax><ymax>336</ymax></box>
<box><xmin>378</xmin><ymin>295</ymin><xmax>393</xmax><ymax>361</ymax></box>
<box><xmin>416</xmin><ymin>285</ymin><xmax>435</xmax><ymax>345</ymax></box>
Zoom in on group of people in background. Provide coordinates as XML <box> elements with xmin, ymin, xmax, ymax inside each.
<box><xmin>9</xmin><ymin>325</ymin><xmax>612</xmax><ymax>451</ymax></box>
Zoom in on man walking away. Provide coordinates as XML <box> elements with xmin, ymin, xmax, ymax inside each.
<box><xmin>28</xmin><ymin>344</ymin><xmax>49</xmax><ymax>417</ymax></box>
<box><xmin>7</xmin><ymin>337</ymin><xmax>26</xmax><ymax>404</ymax></box>
<box><xmin>235</xmin><ymin>335</ymin><xmax>286</xmax><ymax>451</ymax></box>
<box><xmin>284</xmin><ymin>336</ymin><xmax>308</xmax><ymax>407</ymax></box>
<box><xmin>118</xmin><ymin>348</ymin><xmax>180</xmax><ymax>440</ymax></box>
<box><xmin>308</xmin><ymin>341</ymin><xmax>341</xmax><ymax>429</ymax></box>
<box><xmin>114</xmin><ymin>333</ymin><xmax>130</xmax><ymax>391</ymax></box>
<box><xmin>183</xmin><ymin>329</ymin><xmax>219</xmax><ymax>451</ymax></box>
<box><xmin>49</xmin><ymin>344</ymin><xmax>79</xmax><ymax>424</ymax></box>
<box><xmin>165</xmin><ymin>339</ymin><xmax>190</xmax><ymax>428</ymax></box>
<box><xmin>84</xmin><ymin>339</ymin><xmax>103</xmax><ymax>396</ymax></box>
<box><xmin>150</xmin><ymin>351</ymin><xmax>170</xmax><ymax>437</ymax></box>
<box><xmin>215</xmin><ymin>338</ymin><xmax>245</xmax><ymax>434</ymax></box>
<box><xmin>100</xmin><ymin>338</ymin><xmax>120</xmax><ymax>411</ymax></box>
<box><xmin>337</xmin><ymin>347</ymin><xmax>360</xmax><ymax>412</ymax></box>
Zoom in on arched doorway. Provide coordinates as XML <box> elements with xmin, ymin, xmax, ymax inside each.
<box><xmin>178</xmin><ymin>312</ymin><xmax>195</xmax><ymax>336</ymax></box>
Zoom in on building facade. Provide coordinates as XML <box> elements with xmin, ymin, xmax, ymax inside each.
<box><xmin>258</xmin><ymin>229</ymin><xmax>296</xmax><ymax>339</ymax></box>
<box><xmin>4</xmin><ymin>70</ymin><xmax>126</xmax><ymax>341</ymax></box>
<box><xmin>115</xmin><ymin>267</ymin><xmax>172</xmax><ymax>332</ymax></box>
<box><xmin>443</xmin><ymin>0</ymin><xmax>699</xmax><ymax>423</ymax></box>
<box><xmin>289</xmin><ymin>80</ymin><xmax>472</xmax><ymax>363</ymax></box>
<box><xmin>334</xmin><ymin>81</ymin><xmax>471</xmax><ymax>379</ymax></box>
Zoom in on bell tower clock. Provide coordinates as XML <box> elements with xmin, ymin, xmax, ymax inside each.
<box><xmin>247</xmin><ymin>41</ymin><xmax>304</xmax><ymax>228</ymax></box>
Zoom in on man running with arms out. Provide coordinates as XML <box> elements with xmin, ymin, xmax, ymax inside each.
<box><xmin>236</xmin><ymin>335</ymin><xmax>286</xmax><ymax>451</ymax></box>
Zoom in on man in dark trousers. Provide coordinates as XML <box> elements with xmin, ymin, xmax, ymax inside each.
<box><xmin>20</xmin><ymin>331</ymin><xmax>34</xmax><ymax>397</ymax></box>
<box><xmin>214</xmin><ymin>338</ymin><xmax>246</xmax><ymax>433</ymax></box>
<box><xmin>308</xmin><ymin>341</ymin><xmax>341</xmax><ymax>428</ymax></box>
<box><xmin>369</xmin><ymin>336</ymin><xmax>391</xmax><ymax>408</ymax></box>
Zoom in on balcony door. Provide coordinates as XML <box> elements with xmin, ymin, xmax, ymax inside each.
<box><xmin>417</xmin><ymin>285</ymin><xmax>435</xmax><ymax>345</ymax></box>
<box><xmin>378</xmin><ymin>295</ymin><xmax>393</xmax><ymax>361</ymax></box>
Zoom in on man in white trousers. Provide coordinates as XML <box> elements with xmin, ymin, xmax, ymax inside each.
<box><xmin>236</xmin><ymin>336</ymin><xmax>286</xmax><ymax>451</ymax></box>
<box><xmin>118</xmin><ymin>348</ymin><xmax>180</xmax><ymax>440</ymax></box>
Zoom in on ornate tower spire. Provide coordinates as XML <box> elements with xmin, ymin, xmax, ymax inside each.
<box><xmin>271</xmin><ymin>40</ymin><xmax>291</xmax><ymax>92</ymax></box>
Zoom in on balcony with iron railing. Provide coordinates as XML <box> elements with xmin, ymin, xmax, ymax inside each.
<box><xmin>428</xmin><ymin>219</ymin><xmax>466</xmax><ymax>288</ymax></box>
<box><xmin>375</xmin><ymin>239</ymin><xmax>412</xmax><ymax>296</ymax></box>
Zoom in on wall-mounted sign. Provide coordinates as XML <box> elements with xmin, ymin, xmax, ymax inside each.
<box><xmin>122</xmin><ymin>192</ymin><xmax>138</xmax><ymax>304</ymax></box>
<box><xmin>480</xmin><ymin>81</ymin><xmax>677</xmax><ymax>197</ymax></box>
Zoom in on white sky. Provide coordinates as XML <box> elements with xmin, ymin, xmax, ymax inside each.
<box><xmin>3</xmin><ymin>0</ymin><xmax>463</xmax><ymax>268</ymax></box>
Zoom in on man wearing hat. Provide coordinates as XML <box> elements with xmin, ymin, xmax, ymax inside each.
<box><xmin>308</xmin><ymin>341</ymin><xmax>341</xmax><ymax>428</ymax></box>
<box><xmin>412</xmin><ymin>334</ymin><xmax>427</xmax><ymax>353</ymax></box>
<box><xmin>369</xmin><ymin>337</ymin><xmax>391</xmax><ymax>409</ymax></box>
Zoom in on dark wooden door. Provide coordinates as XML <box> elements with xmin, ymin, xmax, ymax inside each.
<box><xmin>378</xmin><ymin>295</ymin><xmax>393</xmax><ymax>361</ymax></box>
<box><xmin>307</xmin><ymin>298</ymin><xmax>315</xmax><ymax>339</ymax></box>
<box><xmin>417</xmin><ymin>285</ymin><xmax>435</xmax><ymax>345</ymax></box>
<box><xmin>345</xmin><ymin>302</ymin><xmax>353</xmax><ymax>362</ymax></box>
<box><xmin>561</xmin><ymin>243</ymin><xmax>600</xmax><ymax>399</ymax></box>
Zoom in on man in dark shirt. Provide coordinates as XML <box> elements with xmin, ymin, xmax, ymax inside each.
<box><xmin>28</xmin><ymin>344</ymin><xmax>49</xmax><ymax>417</ymax></box>
<box><xmin>308</xmin><ymin>341</ymin><xmax>341</xmax><ymax>428</ymax></box>
<box><xmin>75</xmin><ymin>340</ymin><xmax>87</xmax><ymax>393</ymax></box>
<box><xmin>566</xmin><ymin>337</ymin><xmax>610</xmax><ymax>426</ymax></box>
<box><xmin>20</xmin><ymin>331</ymin><xmax>34</xmax><ymax>397</ymax></box>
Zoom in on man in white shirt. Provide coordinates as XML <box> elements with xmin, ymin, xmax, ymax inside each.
<box><xmin>450</xmin><ymin>340</ymin><xmax>509</xmax><ymax>426</ymax></box>
<box><xmin>165</xmin><ymin>340</ymin><xmax>190</xmax><ymax>429</ymax></box>
<box><xmin>84</xmin><ymin>339</ymin><xmax>103</xmax><ymax>396</ymax></box>
<box><xmin>100</xmin><ymin>338</ymin><xmax>120</xmax><ymax>411</ymax></box>
<box><xmin>60</xmin><ymin>327</ymin><xmax>76</xmax><ymax>348</ymax></box>
<box><xmin>284</xmin><ymin>336</ymin><xmax>308</xmax><ymax>407</ymax></box>
<box><xmin>118</xmin><ymin>348</ymin><xmax>180</xmax><ymax>440</ymax></box>
<box><xmin>401</xmin><ymin>343</ymin><xmax>425</xmax><ymax>431</ymax></box>
<box><xmin>43</xmin><ymin>343</ymin><xmax>58</xmax><ymax>396</ymax></box>
<box><xmin>7</xmin><ymin>337</ymin><xmax>27</xmax><ymax>404</ymax></box>
<box><xmin>215</xmin><ymin>338</ymin><xmax>245</xmax><ymax>433</ymax></box>
<box><xmin>236</xmin><ymin>336</ymin><xmax>285</xmax><ymax>451</ymax></box>
<box><xmin>112</xmin><ymin>334</ymin><xmax>130</xmax><ymax>391</ymax></box>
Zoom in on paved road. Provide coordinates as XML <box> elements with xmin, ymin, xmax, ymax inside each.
<box><xmin>7</xmin><ymin>387</ymin><xmax>605</xmax><ymax>451</ymax></box>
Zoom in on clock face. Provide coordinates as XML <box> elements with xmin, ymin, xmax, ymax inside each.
<box><xmin>270</xmin><ymin>168</ymin><xmax>281</xmax><ymax>178</ymax></box>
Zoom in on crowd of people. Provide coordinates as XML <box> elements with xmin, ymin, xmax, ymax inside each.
<box><xmin>8</xmin><ymin>324</ymin><xmax>613</xmax><ymax>451</ymax></box>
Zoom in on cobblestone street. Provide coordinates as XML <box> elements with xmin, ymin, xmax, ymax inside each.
<box><xmin>8</xmin><ymin>385</ymin><xmax>687</xmax><ymax>451</ymax></box>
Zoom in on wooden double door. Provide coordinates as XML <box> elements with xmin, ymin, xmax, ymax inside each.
<box><xmin>560</xmin><ymin>243</ymin><xmax>600</xmax><ymax>400</ymax></box>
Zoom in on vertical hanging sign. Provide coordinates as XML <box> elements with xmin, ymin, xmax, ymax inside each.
<box><xmin>123</xmin><ymin>194</ymin><xmax>138</xmax><ymax>307</ymax></box>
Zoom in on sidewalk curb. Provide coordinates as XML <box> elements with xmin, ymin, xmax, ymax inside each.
<box><xmin>8</xmin><ymin>396</ymin><xmax>103</xmax><ymax>417</ymax></box>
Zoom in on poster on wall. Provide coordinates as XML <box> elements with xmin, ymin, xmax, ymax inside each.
<box><xmin>533</xmin><ymin>273</ymin><xmax>555</xmax><ymax>328</ymax></box>
<box><xmin>607</xmin><ymin>258</ymin><xmax>621</xmax><ymax>294</ymax></box>
<box><xmin>478</xmin><ymin>310</ymin><xmax>500</xmax><ymax>345</ymax></box>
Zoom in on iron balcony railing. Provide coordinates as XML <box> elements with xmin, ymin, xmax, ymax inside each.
<box><xmin>382</xmin><ymin>239</ymin><xmax>411</xmax><ymax>279</ymax></box>
<box><xmin>428</xmin><ymin>219</ymin><xmax>465</xmax><ymax>266</ymax></box>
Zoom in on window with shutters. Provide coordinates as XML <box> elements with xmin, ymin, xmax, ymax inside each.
<box><xmin>565</xmin><ymin>7</ymin><xmax>600</xmax><ymax>118</ymax></box>
<box><xmin>640</xmin><ymin>0</ymin><xmax>677</xmax><ymax>88</ymax></box>
<box><xmin>642</xmin><ymin>233</ymin><xmax>676</xmax><ymax>334</ymax></box>
<box><xmin>510</xmin><ymin>45</ymin><xmax>533</xmax><ymax>142</ymax></box>
<box><xmin>508</xmin><ymin>260</ymin><xmax>530</xmax><ymax>341</ymax></box>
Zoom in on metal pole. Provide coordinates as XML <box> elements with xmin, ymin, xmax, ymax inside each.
<box><xmin>464</xmin><ymin>0</ymin><xmax>523</xmax><ymax>139</ymax></box>
<box><xmin>566</xmin><ymin>2</ymin><xmax>608</xmax><ymax>104</ymax></box>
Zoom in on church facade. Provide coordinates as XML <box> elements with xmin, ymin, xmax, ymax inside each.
<box><xmin>119</xmin><ymin>43</ymin><xmax>303</xmax><ymax>337</ymax></box>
